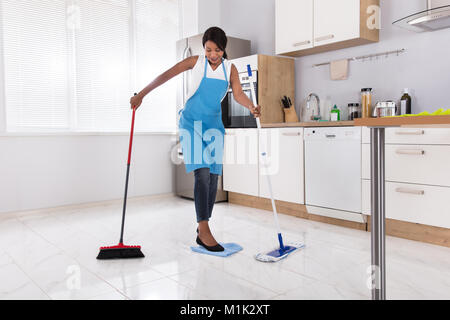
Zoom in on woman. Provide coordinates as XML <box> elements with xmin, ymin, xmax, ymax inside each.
<box><xmin>130</xmin><ymin>27</ymin><xmax>261</xmax><ymax>252</ymax></box>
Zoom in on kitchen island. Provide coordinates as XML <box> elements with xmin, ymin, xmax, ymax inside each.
<box><xmin>354</xmin><ymin>115</ymin><xmax>450</xmax><ymax>300</ymax></box>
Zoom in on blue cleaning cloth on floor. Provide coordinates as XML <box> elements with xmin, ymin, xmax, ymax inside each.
<box><xmin>191</xmin><ymin>243</ymin><xmax>243</xmax><ymax>257</ymax></box>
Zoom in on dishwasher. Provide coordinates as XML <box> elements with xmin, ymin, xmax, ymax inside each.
<box><xmin>304</xmin><ymin>127</ymin><xmax>364</xmax><ymax>223</ymax></box>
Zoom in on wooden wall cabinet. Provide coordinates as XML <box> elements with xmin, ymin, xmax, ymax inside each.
<box><xmin>258</xmin><ymin>55</ymin><xmax>296</xmax><ymax>125</ymax></box>
<box><xmin>231</xmin><ymin>54</ymin><xmax>295</xmax><ymax>125</ymax></box>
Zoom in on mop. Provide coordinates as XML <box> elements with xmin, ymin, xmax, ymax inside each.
<box><xmin>246</xmin><ymin>65</ymin><xmax>305</xmax><ymax>262</ymax></box>
<box><xmin>97</xmin><ymin>94</ymin><xmax>145</xmax><ymax>260</ymax></box>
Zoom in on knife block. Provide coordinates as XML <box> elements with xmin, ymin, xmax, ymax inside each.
<box><xmin>284</xmin><ymin>106</ymin><xmax>299</xmax><ymax>123</ymax></box>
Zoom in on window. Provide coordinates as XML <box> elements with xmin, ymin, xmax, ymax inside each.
<box><xmin>0</xmin><ymin>0</ymin><xmax>180</xmax><ymax>133</ymax></box>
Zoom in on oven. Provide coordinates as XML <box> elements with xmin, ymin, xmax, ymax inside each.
<box><xmin>221</xmin><ymin>70</ymin><xmax>258</xmax><ymax>128</ymax></box>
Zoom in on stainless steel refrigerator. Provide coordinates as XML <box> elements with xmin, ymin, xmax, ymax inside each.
<box><xmin>175</xmin><ymin>34</ymin><xmax>251</xmax><ymax>201</ymax></box>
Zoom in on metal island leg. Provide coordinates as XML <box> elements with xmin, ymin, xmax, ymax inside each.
<box><xmin>370</xmin><ymin>127</ymin><xmax>386</xmax><ymax>300</ymax></box>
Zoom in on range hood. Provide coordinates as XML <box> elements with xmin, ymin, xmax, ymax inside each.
<box><xmin>393</xmin><ymin>0</ymin><xmax>450</xmax><ymax>32</ymax></box>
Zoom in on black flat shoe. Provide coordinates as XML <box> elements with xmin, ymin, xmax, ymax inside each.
<box><xmin>196</xmin><ymin>236</ymin><xmax>224</xmax><ymax>252</ymax></box>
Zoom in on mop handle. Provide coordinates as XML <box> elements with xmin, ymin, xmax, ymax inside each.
<box><xmin>247</xmin><ymin>66</ymin><xmax>284</xmax><ymax>247</ymax></box>
<box><xmin>120</xmin><ymin>93</ymin><xmax>137</xmax><ymax>244</ymax></box>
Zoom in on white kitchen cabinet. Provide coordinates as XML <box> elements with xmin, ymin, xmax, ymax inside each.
<box><xmin>363</xmin><ymin>180</ymin><xmax>450</xmax><ymax>229</ymax></box>
<box><xmin>314</xmin><ymin>0</ymin><xmax>360</xmax><ymax>46</ymax></box>
<box><xmin>385</xmin><ymin>127</ymin><xmax>450</xmax><ymax>145</ymax></box>
<box><xmin>386</xmin><ymin>182</ymin><xmax>450</xmax><ymax>229</ymax></box>
<box><xmin>276</xmin><ymin>0</ymin><xmax>379</xmax><ymax>57</ymax></box>
<box><xmin>259</xmin><ymin>128</ymin><xmax>304</xmax><ymax>204</ymax></box>
<box><xmin>361</xmin><ymin>126</ymin><xmax>450</xmax><ymax>229</ymax></box>
<box><xmin>385</xmin><ymin>144</ymin><xmax>450</xmax><ymax>187</ymax></box>
<box><xmin>223</xmin><ymin>129</ymin><xmax>259</xmax><ymax>197</ymax></box>
<box><xmin>276</xmin><ymin>0</ymin><xmax>314</xmax><ymax>54</ymax></box>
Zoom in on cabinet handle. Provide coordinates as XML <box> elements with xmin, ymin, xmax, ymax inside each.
<box><xmin>293</xmin><ymin>40</ymin><xmax>311</xmax><ymax>47</ymax></box>
<box><xmin>395</xmin><ymin>187</ymin><xmax>425</xmax><ymax>195</ymax></box>
<box><xmin>326</xmin><ymin>134</ymin><xmax>336</xmax><ymax>138</ymax></box>
<box><xmin>395</xmin><ymin>149</ymin><xmax>425</xmax><ymax>155</ymax></box>
<box><xmin>282</xmin><ymin>132</ymin><xmax>302</xmax><ymax>136</ymax></box>
<box><xmin>395</xmin><ymin>130</ymin><xmax>425</xmax><ymax>135</ymax></box>
<box><xmin>315</xmin><ymin>34</ymin><xmax>335</xmax><ymax>42</ymax></box>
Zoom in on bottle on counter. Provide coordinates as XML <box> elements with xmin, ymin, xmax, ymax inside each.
<box><xmin>361</xmin><ymin>88</ymin><xmax>373</xmax><ymax>118</ymax></box>
<box><xmin>330</xmin><ymin>104</ymin><xmax>341</xmax><ymax>121</ymax></box>
<box><xmin>348</xmin><ymin>103</ymin><xmax>360</xmax><ymax>120</ymax></box>
<box><xmin>400</xmin><ymin>88</ymin><xmax>412</xmax><ymax>115</ymax></box>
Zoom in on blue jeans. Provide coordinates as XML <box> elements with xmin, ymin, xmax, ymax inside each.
<box><xmin>194</xmin><ymin>168</ymin><xmax>219</xmax><ymax>223</ymax></box>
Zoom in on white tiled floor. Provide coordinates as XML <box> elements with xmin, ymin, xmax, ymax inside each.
<box><xmin>1</xmin><ymin>194</ymin><xmax>449</xmax><ymax>300</ymax></box>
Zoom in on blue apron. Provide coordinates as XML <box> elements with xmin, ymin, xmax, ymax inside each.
<box><xmin>178</xmin><ymin>57</ymin><xmax>228</xmax><ymax>175</ymax></box>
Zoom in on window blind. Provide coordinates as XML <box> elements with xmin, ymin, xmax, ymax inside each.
<box><xmin>134</xmin><ymin>0</ymin><xmax>179</xmax><ymax>133</ymax></box>
<box><xmin>1</xmin><ymin>0</ymin><xmax>180</xmax><ymax>133</ymax></box>
<box><xmin>2</xmin><ymin>0</ymin><xmax>70</xmax><ymax>131</ymax></box>
<box><xmin>75</xmin><ymin>0</ymin><xmax>131</xmax><ymax>132</ymax></box>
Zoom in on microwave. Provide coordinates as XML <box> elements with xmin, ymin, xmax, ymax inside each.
<box><xmin>221</xmin><ymin>71</ymin><xmax>258</xmax><ymax>128</ymax></box>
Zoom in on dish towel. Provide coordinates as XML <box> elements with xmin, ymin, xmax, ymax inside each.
<box><xmin>191</xmin><ymin>243</ymin><xmax>243</xmax><ymax>257</ymax></box>
<box><xmin>330</xmin><ymin>59</ymin><xmax>349</xmax><ymax>80</ymax></box>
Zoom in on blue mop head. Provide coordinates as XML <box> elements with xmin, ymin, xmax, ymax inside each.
<box><xmin>191</xmin><ymin>243</ymin><xmax>243</xmax><ymax>257</ymax></box>
<box><xmin>255</xmin><ymin>242</ymin><xmax>305</xmax><ymax>263</ymax></box>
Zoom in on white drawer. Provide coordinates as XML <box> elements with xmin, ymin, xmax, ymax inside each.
<box><xmin>386</xmin><ymin>128</ymin><xmax>450</xmax><ymax>145</ymax></box>
<box><xmin>362</xmin><ymin>180</ymin><xmax>450</xmax><ymax>229</ymax></box>
<box><xmin>386</xmin><ymin>182</ymin><xmax>450</xmax><ymax>229</ymax></box>
<box><xmin>385</xmin><ymin>144</ymin><xmax>450</xmax><ymax>187</ymax></box>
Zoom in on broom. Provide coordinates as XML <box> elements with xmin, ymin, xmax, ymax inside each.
<box><xmin>97</xmin><ymin>94</ymin><xmax>145</xmax><ymax>260</ymax></box>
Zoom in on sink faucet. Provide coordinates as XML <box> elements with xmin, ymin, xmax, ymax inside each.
<box><xmin>306</xmin><ymin>93</ymin><xmax>321</xmax><ymax>120</ymax></box>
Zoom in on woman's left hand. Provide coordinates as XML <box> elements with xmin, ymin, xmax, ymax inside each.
<box><xmin>249</xmin><ymin>105</ymin><xmax>261</xmax><ymax>118</ymax></box>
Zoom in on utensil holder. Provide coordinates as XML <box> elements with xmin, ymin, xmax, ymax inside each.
<box><xmin>284</xmin><ymin>106</ymin><xmax>299</xmax><ymax>123</ymax></box>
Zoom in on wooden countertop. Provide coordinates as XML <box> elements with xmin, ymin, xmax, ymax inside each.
<box><xmin>262</xmin><ymin>121</ymin><xmax>354</xmax><ymax>128</ymax></box>
<box><xmin>354</xmin><ymin>115</ymin><xmax>450</xmax><ymax>127</ymax></box>
<box><xmin>238</xmin><ymin>116</ymin><xmax>450</xmax><ymax>128</ymax></box>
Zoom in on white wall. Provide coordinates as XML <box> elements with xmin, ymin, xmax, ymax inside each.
<box><xmin>198</xmin><ymin>0</ymin><xmax>222</xmax><ymax>34</ymax></box>
<box><xmin>0</xmin><ymin>134</ymin><xmax>177</xmax><ymax>214</ymax></box>
<box><xmin>220</xmin><ymin>0</ymin><xmax>275</xmax><ymax>55</ymax></box>
<box><xmin>181</xmin><ymin>0</ymin><xmax>199</xmax><ymax>38</ymax></box>
<box><xmin>181</xmin><ymin>0</ymin><xmax>222</xmax><ymax>38</ymax></box>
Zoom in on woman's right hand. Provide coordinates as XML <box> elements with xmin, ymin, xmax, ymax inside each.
<box><xmin>130</xmin><ymin>93</ymin><xmax>143</xmax><ymax>110</ymax></box>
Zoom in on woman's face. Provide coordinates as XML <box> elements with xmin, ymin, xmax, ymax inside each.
<box><xmin>204</xmin><ymin>41</ymin><xmax>224</xmax><ymax>66</ymax></box>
